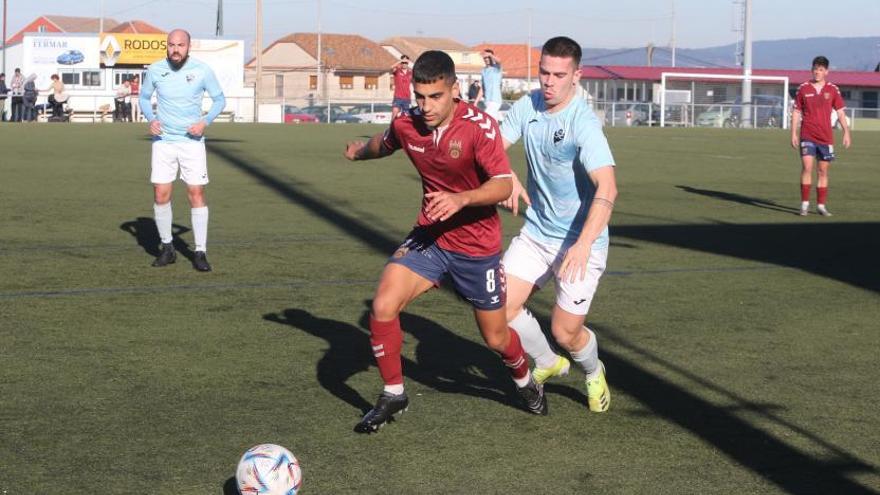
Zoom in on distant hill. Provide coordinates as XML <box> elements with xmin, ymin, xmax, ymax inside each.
<box><xmin>582</xmin><ymin>37</ymin><xmax>880</xmax><ymax>71</ymax></box>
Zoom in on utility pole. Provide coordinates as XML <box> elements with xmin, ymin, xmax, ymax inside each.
<box><xmin>670</xmin><ymin>0</ymin><xmax>676</xmax><ymax>67</ymax></box>
<box><xmin>216</xmin><ymin>0</ymin><xmax>224</xmax><ymax>37</ymax></box>
<box><xmin>318</xmin><ymin>0</ymin><xmax>329</xmax><ymax>121</ymax></box>
<box><xmin>741</xmin><ymin>0</ymin><xmax>753</xmax><ymax>127</ymax></box>
<box><xmin>2</xmin><ymin>0</ymin><xmax>7</xmax><ymax>77</ymax></box>
<box><xmin>255</xmin><ymin>0</ymin><xmax>263</xmax><ymax>122</ymax></box>
<box><xmin>526</xmin><ymin>8</ymin><xmax>532</xmax><ymax>90</ymax></box>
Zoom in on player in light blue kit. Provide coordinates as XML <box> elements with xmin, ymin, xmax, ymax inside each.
<box><xmin>140</xmin><ymin>29</ymin><xmax>226</xmax><ymax>272</ymax></box>
<box><xmin>500</xmin><ymin>37</ymin><xmax>617</xmax><ymax>412</ymax></box>
<box><xmin>473</xmin><ymin>49</ymin><xmax>503</xmax><ymax>121</ymax></box>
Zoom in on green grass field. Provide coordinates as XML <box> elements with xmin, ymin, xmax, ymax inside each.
<box><xmin>1</xmin><ymin>123</ymin><xmax>878</xmax><ymax>494</ymax></box>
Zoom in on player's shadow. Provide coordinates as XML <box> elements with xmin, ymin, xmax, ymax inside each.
<box><xmin>676</xmin><ymin>185</ymin><xmax>800</xmax><ymax>214</ymax></box>
<box><xmin>119</xmin><ymin>217</ymin><xmax>196</xmax><ymax>262</ymax></box>
<box><xmin>263</xmin><ymin>305</ymin><xmax>534</xmax><ymax>415</ymax></box>
<box><xmin>221</xmin><ymin>477</ymin><xmax>237</xmax><ymax>495</ymax></box>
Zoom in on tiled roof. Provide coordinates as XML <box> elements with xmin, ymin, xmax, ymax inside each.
<box><xmin>472</xmin><ymin>43</ymin><xmax>542</xmax><ymax>79</ymax></box>
<box><xmin>44</xmin><ymin>15</ymin><xmax>119</xmax><ymax>32</ymax></box>
<box><xmin>580</xmin><ymin>65</ymin><xmax>880</xmax><ymax>88</ymax></box>
<box><xmin>381</xmin><ymin>36</ymin><xmax>470</xmax><ymax>60</ymax></box>
<box><xmin>248</xmin><ymin>33</ymin><xmax>397</xmax><ymax>72</ymax></box>
<box><xmin>106</xmin><ymin>20</ymin><xmax>165</xmax><ymax>34</ymax></box>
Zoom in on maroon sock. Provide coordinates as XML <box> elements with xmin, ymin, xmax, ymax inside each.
<box><xmin>801</xmin><ymin>184</ymin><xmax>811</xmax><ymax>202</ymax></box>
<box><xmin>500</xmin><ymin>329</ymin><xmax>529</xmax><ymax>381</ymax></box>
<box><xmin>369</xmin><ymin>316</ymin><xmax>403</xmax><ymax>386</ymax></box>
<box><xmin>817</xmin><ymin>187</ymin><xmax>828</xmax><ymax>205</ymax></box>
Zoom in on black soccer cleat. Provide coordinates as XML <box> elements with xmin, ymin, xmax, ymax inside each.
<box><xmin>354</xmin><ymin>392</ymin><xmax>409</xmax><ymax>433</ymax></box>
<box><xmin>517</xmin><ymin>375</ymin><xmax>548</xmax><ymax>415</ymax></box>
<box><xmin>192</xmin><ymin>251</ymin><xmax>212</xmax><ymax>272</ymax></box>
<box><xmin>151</xmin><ymin>243</ymin><xmax>176</xmax><ymax>267</ymax></box>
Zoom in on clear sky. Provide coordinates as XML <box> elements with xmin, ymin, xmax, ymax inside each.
<box><xmin>5</xmin><ymin>0</ymin><xmax>879</xmax><ymax>55</ymax></box>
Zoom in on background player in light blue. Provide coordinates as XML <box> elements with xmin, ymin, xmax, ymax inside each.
<box><xmin>499</xmin><ymin>36</ymin><xmax>617</xmax><ymax>412</ymax></box>
<box><xmin>473</xmin><ymin>49</ymin><xmax>503</xmax><ymax>121</ymax></box>
<box><xmin>140</xmin><ymin>29</ymin><xmax>226</xmax><ymax>272</ymax></box>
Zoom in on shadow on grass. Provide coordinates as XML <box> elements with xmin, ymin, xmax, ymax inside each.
<box><xmin>213</xmin><ymin>142</ymin><xmax>878</xmax><ymax>493</ymax></box>
<box><xmin>222</xmin><ymin>477</ymin><xmax>237</xmax><ymax>495</ymax></box>
<box><xmin>676</xmin><ymin>185</ymin><xmax>800</xmax><ymax>214</ymax></box>
<box><xmin>264</xmin><ymin>305</ymin><xmax>532</xmax><ymax>415</ymax></box>
<box><xmin>119</xmin><ymin>216</ymin><xmax>195</xmax><ymax>263</ymax></box>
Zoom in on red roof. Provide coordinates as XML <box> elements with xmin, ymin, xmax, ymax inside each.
<box><xmin>106</xmin><ymin>20</ymin><xmax>165</xmax><ymax>34</ymax></box>
<box><xmin>579</xmin><ymin>65</ymin><xmax>880</xmax><ymax>88</ymax></box>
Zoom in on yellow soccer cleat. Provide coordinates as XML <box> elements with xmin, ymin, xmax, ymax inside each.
<box><xmin>585</xmin><ymin>360</ymin><xmax>611</xmax><ymax>412</ymax></box>
<box><xmin>532</xmin><ymin>355</ymin><xmax>570</xmax><ymax>385</ymax></box>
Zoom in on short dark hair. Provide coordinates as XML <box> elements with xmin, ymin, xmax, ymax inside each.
<box><xmin>484</xmin><ymin>49</ymin><xmax>494</xmax><ymax>55</ymax></box>
<box><xmin>542</xmin><ymin>36</ymin><xmax>582</xmax><ymax>66</ymax></box>
<box><xmin>401</xmin><ymin>54</ymin><xmax>410</xmax><ymax>61</ymax></box>
<box><xmin>812</xmin><ymin>56</ymin><xmax>829</xmax><ymax>69</ymax></box>
<box><xmin>413</xmin><ymin>50</ymin><xmax>456</xmax><ymax>85</ymax></box>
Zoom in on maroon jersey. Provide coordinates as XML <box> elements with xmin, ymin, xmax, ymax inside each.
<box><xmin>382</xmin><ymin>100</ymin><xmax>512</xmax><ymax>257</ymax></box>
<box><xmin>794</xmin><ymin>81</ymin><xmax>845</xmax><ymax>145</ymax></box>
<box><xmin>392</xmin><ymin>67</ymin><xmax>413</xmax><ymax>100</ymax></box>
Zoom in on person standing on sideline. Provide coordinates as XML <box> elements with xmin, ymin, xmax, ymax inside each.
<box><xmin>140</xmin><ymin>29</ymin><xmax>226</xmax><ymax>271</ymax></box>
<box><xmin>390</xmin><ymin>54</ymin><xmax>413</xmax><ymax>120</ymax></box>
<box><xmin>130</xmin><ymin>74</ymin><xmax>141</xmax><ymax>122</ymax></box>
<box><xmin>473</xmin><ymin>49</ymin><xmax>503</xmax><ymax>121</ymax></box>
<box><xmin>791</xmin><ymin>55</ymin><xmax>851</xmax><ymax>217</ymax></box>
<box><xmin>344</xmin><ymin>50</ymin><xmax>546</xmax><ymax>433</ymax></box>
<box><xmin>10</xmin><ymin>69</ymin><xmax>23</xmax><ymax>122</ymax></box>
<box><xmin>499</xmin><ymin>36</ymin><xmax>616</xmax><ymax>413</ymax></box>
<box><xmin>0</xmin><ymin>73</ymin><xmax>8</xmax><ymax>121</ymax></box>
<box><xmin>22</xmin><ymin>74</ymin><xmax>38</xmax><ymax>121</ymax></box>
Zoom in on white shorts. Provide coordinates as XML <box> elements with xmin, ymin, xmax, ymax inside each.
<box><xmin>150</xmin><ymin>140</ymin><xmax>209</xmax><ymax>185</ymax></box>
<box><xmin>484</xmin><ymin>101</ymin><xmax>502</xmax><ymax>121</ymax></box>
<box><xmin>502</xmin><ymin>232</ymin><xmax>608</xmax><ymax>316</ymax></box>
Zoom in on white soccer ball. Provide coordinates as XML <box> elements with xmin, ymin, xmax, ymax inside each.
<box><xmin>236</xmin><ymin>443</ymin><xmax>303</xmax><ymax>495</ymax></box>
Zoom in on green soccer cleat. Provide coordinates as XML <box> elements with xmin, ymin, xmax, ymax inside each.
<box><xmin>532</xmin><ymin>355</ymin><xmax>570</xmax><ymax>385</ymax></box>
<box><xmin>585</xmin><ymin>360</ymin><xmax>611</xmax><ymax>412</ymax></box>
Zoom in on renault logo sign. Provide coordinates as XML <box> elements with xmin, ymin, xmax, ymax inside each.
<box><xmin>100</xmin><ymin>35</ymin><xmax>122</xmax><ymax>66</ymax></box>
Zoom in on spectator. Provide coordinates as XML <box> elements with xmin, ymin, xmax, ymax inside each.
<box><xmin>115</xmin><ymin>79</ymin><xmax>132</xmax><ymax>122</ymax></box>
<box><xmin>130</xmin><ymin>74</ymin><xmax>141</xmax><ymax>121</ymax></box>
<box><xmin>47</xmin><ymin>74</ymin><xmax>68</xmax><ymax>120</ymax></box>
<box><xmin>467</xmin><ymin>80</ymin><xmax>481</xmax><ymax>103</ymax></box>
<box><xmin>10</xmin><ymin>68</ymin><xmax>24</xmax><ymax>122</ymax></box>
<box><xmin>22</xmin><ymin>74</ymin><xmax>38</xmax><ymax>122</ymax></box>
<box><xmin>0</xmin><ymin>73</ymin><xmax>8</xmax><ymax>121</ymax></box>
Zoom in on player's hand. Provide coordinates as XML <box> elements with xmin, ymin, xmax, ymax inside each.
<box><xmin>559</xmin><ymin>241</ymin><xmax>591</xmax><ymax>284</ymax></box>
<box><xmin>790</xmin><ymin>135</ymin><xmax>799</xmax><ymax>150</ymax></box>
<box><xmin>843</xmin><ymin>132</ymin><xmax>851</xmax><ymax>149</ymax></box>
<box><xmin>188</xmin><ymin>120</ymin><xmax>207</xmax><ymax>137</ymax></box>
<box><xmin>149</xmin><ymin>119</ymin><xmax>162</xmax><ymax>136</ymax></box>
<box><xmin>500</xmin><ymin>174</ymin><xmax>531</xmax><ymax>216</ymax></box>
<box><xmin>344</xmin><ymin>141</ymin><xmax>366</xmax><ymax>161</ymax></box>
<box><xmin>424</xmin><ymin>191</ymin><xmax>467</xmax><ymax>222</ymax></box>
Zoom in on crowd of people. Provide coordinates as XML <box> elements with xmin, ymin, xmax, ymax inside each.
<box><xmin>0</xmin><ymin>69</ymin><xmax>141</xmax><ymax>123</ymax></box>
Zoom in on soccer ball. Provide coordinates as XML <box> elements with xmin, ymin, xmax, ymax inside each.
<box><xmin>236</xmin><ymin>443</ymin><xmax>303</xmax><ymax>494</ymax></box>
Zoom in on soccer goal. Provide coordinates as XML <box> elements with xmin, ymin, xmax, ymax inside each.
<box><xmin>658</xmin><ymin>72</ymin><xmax>790</xmax><ymax>129</ymax></box>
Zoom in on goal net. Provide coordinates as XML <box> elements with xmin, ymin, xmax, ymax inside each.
<box><xmin>657</xmin><ymin>72</ymin><xmax>790</xmax><ymax>129</ymax></box>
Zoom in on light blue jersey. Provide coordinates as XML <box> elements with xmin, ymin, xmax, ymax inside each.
<box><xmin>140</xmin><ymin>57</ymin><xmax>226</xmax><ymax>142</ymax></box>
<box><xmin>481</xmin><ymin>64</ymin><xmax>503</xmax><ymax>103</ymax></box>
<box><xmin>500</xmin><ymin>90</ymin><xmax>615</xmax><ymax>249</ymax></box>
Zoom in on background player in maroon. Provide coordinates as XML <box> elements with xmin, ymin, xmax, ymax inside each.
<box><xmin>344</xmin><ymin>50</ymin><xmax>545</xmax><ymax>433</ymax></box>
<box><xmin>390</xmin><ymin>54</ymin><xmax>413</xmax><ymax>120</ymax></box>
<box><xmin>791</xmin><ymin>56</ymin><xmax>852</xmax><ymax>216</ymax></box>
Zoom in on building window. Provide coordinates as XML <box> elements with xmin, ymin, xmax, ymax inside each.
<box><xmin>60</xmin><ymin>72</ymin><xmax>80</xmax><ymax>85</ymax></box>
<box><xmin>364</xmin><ymin>76</ymin><xmax>378</xmax><ymax>90</ymax></box>
<box><xmin>275</xmin><ymin>74</ymin><xmax>284</xmax><ymax>97</ymax></box>
<box><xmin>114</xmin><ymin>70</ymin><xmax>141</xmax><ymax>86</ymax></box>
<box><xmin>309</xmin><ymin>75</ymin><xmax>317</xmax><ymax>90</ymax></box>
<box><xmin>339</xmin><ymin>75</ymin><xmax>353</xmax><ymax>90</ymax></box>
<box><xmin>38</xmin><ymin>25</ymin><xmax>48</xmax><ymax>33</ymax></box>
<box><xmin>82</xmin><ymin>71</ymin><xmax>102</xmax><ymax>87</ymax></box>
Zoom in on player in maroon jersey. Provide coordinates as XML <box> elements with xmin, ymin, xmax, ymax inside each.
<box><xmin>344</xmin><ymin>50</ymin><xmax>546</xmax><ymax>433</ymax></box>
<box><xmin>390</xmin><ymin>54</ymin><xmax>413</xmax><ymax>120</ymax></box>
<box><xmin>791</xmin><ymin>56</ymin><xmax>852</xmax><ymax>216</ymax></box>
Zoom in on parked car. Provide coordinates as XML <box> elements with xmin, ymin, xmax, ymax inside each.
<box><xmin>283</xmin><ymin>105</ymin><xmax>319</xmax><ymax>124</ymax></box>
<box><xmin>696</xmin><ymin>101</ymin><xmax>737</xmax><ymax>127</ymax></box>
<box><xmin>57</xmin><ymin>49</ymin><xmax>85</xmax><ymax>65</ymax></box>
<box><xmin>606</xmin><ymin>104</ymin><xmax>650</xmax><ymax>126</ymax></box>
<box><xmin>347</xmin><ymin>103</ymin><xmax>393</xmax><ymax>124</ymax></box>
<box><xmin>300</xmin><ymin>105</ymin><xmax>361</xmax><ymax>123</ymax></box>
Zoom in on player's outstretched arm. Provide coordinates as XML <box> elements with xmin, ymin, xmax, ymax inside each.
<box><xmin>559</xmin><ymin>166</ymin><xmax>617</xmax><ymax>283</ymax></box>
<box><xmin>424</xmin><ymin>176</ymin><xmax>512</xmax><ymax>222</ymax></box>
<box><xmin>344</xmin><ymin>133</ymin><xmax>394</xmax><ymax>161</ymax></box>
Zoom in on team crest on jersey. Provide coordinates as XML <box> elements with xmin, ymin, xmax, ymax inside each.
<box><xmin>448</xmin><ymin>139</ymin><xmax>463</xmax><ymax>159</ymax></box>
<box><xmin>553</xmin><ymin>128</ymin><xmax>565</xmax><ymax>144</ymax></box>
<box><xmin>186</xmin><ymin>73</ymin><xmax>196</xmax><ymax>83</ymax></box>
<box><xmin>824</xmin><ymin>92</ymin><xmax>831</xmax><ymax>100</ymax></box>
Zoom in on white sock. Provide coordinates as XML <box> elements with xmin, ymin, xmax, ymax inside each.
<box><xmin>153</xmin><ymin>202</ymin><xmax>173</xmax><ymax>244</ymax></box>
<box><xmin>513</xmin><ymin>372</ymin><xmax>531</xmax><ymax>388</ymax></box>
<box><xmin>571</xmin><ymin>327</ymin><xmax>600</xmax><ymax>377</ymax></box>
<box><xmin>801</xmin><ymin>201</ymin><xmax>809</xmax><ymax>209</ymax></box>
<box><xmin>509</xmin><ymin>308</ymin><xmax>558</xmax><ymax>369</ymax></box>
<box><xmin>191</xmin><ymin>206</ymin><xmax>208</xmax><ymax>252</ymax></box>
<box><xmin>383</xmin><ymin>384</ymin><xmax>404</xmax><ymax>396</ymax></box>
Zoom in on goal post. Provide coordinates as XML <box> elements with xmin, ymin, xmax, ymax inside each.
<box><xmin>659</xmin><ymin>72</ymin><xmax>790</xmax><ymax>129</ymax></box>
